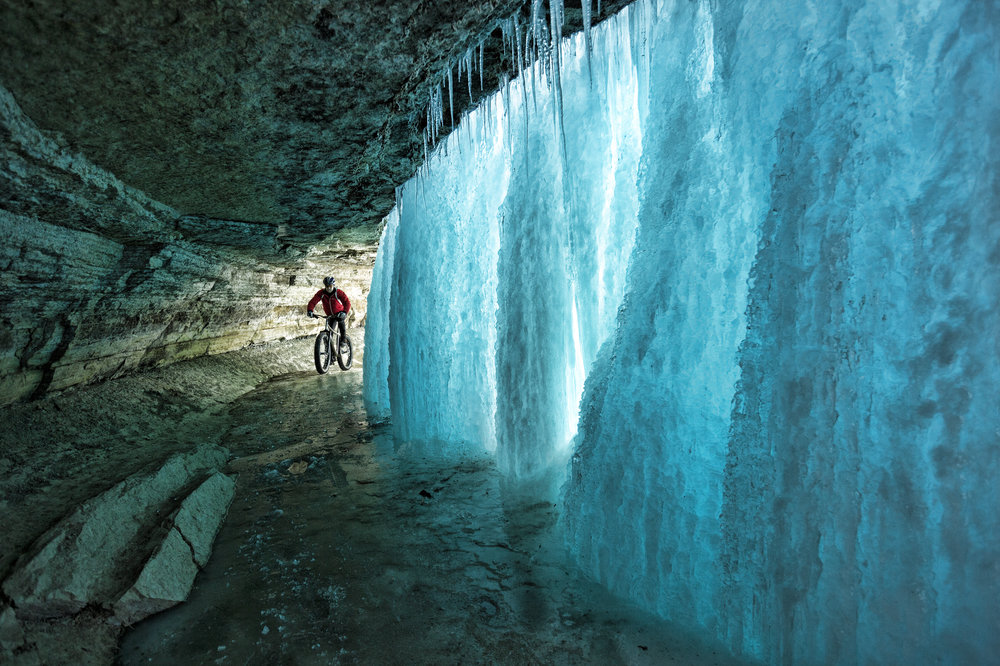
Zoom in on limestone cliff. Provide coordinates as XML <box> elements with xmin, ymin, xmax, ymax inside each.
<box><xmin>1</xmin><ymin>85</ymin><xmax>372</xmax><ymax>404</ymax></box>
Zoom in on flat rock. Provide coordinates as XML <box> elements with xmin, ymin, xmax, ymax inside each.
<box><xmin>173</xmin><ymin>472</ymin><xmax>237</xmax><ymax>568</ymax></box>
<box><xmin>112</xmin><ymin>471</ymin><xmax>237</xmax><ymax>625</ymax></box>
<box><xmin>2</xmin><ymin>444</ymin><xmax>227</xmax><ymax>619</ymax></box>
<box><xmin>111</xmin><ymin>528</ymin><xmax>200</xmax><ymax>627</ymax></box>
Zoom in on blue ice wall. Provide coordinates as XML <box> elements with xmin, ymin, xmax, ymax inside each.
<box><xmin>364</xmin><ymin>19</ymin><xmax>641</xmax><ymax>471</ymax></box>
<box><xmin>361</xmin><ymin>207</ymin><xmax>398</xmax><ymax>421</ymax></box>
<box><xmin>364</xmin><ymin>0</ymin><xmax>1000</xmax><ymax>662</ymax></box>
<box><xmin>562</xmin><ymin>0</ymin><xmax>1000</xmax><ymax>663</ymax></box>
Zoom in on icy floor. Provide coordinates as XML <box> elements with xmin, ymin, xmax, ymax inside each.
<box><xmin>117</xmin><ymin>368</ymin><xmax>746</xmax><ymax>665</ymax></box>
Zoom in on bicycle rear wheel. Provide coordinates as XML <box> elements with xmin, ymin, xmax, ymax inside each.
<box><xmin>314</xmin><ymin>331</ymin><xmax>332</xmax><ymax>374</ymax></box>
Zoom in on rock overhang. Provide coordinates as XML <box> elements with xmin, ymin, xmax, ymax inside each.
<box><xmin>0</xmin><ymin>0</ymin><xmax>633</xmax><ymax>260</ymax></box>
<box><xmin>0</xmin><ymin>0</ymin><xmax>634</xmax><ymax>403</ymax></box>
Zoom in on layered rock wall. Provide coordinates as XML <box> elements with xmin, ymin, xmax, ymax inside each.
<box><xmin>1</xmin><ymin>84</ymin><xmax>372</xmax><ymax>405</ymax></box>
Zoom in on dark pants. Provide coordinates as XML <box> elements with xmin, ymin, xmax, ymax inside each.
<box><xmin>332</xmin><ymin>313</ymin><xmax>347</xmax><ymax>345</ymax></box>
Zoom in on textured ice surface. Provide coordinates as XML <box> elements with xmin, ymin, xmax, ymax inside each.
<box><xmin>365</xmin><ymin>17</ymin><xmax>640</xmax><ymax>470</ymax></box>
<box><xmin>361</xmin><ymin>207</ymin><xmax>397</xmax><ymax>421</ymax></box>
<box><xmin>365</xmin><ymin>0</ymin><xmax>1000</xmax><ymax>662</ymax></box>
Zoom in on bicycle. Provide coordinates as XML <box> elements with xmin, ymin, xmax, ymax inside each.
<box><xmin>313</xmin><ymin>314</ymin><xmax>353</xmax><ymax>373</ymax></box>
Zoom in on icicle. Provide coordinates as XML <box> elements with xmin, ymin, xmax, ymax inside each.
<box><xmin>531</xmin><ymin>0</ymin><xmax>544</xmax><ymax>75</ymax></box>
<box><xmin>429</xmin><ymin>89</ymin><xmax>435</xmax><ymax>145</ymax></box>
<box><xmin>517</xmin><ymin>14</ymin><xmax>529</xmax><ymax>144</ymax></box>
<box><xmin>529</xmin><ymin>0</ymin><xmax>544</xmax><ymax>111</ymax></box>
<box><xmin>437</xmin><ymin>84</ymin><xmax>444</xmax><ymax>135</ymax></box>
<box><xmin>525</xmin><ymin>4</ymin><xmax>534</xmax><ymax>64</ymax></box>
<box><xmin>550</xmin><ymin>0</ymin><xmax>564</xmax><ymax>84</ymax></box>
<box><xmin>502</xmin><ymin>73</ymin><xmax>512</xmax><ymax>157</ymax></box>
<box><xmin>447</xmin><ymin>69</ymin><xmax>454</xmax><ymax>127</ymax></box>
<box><xmin>549</xmin><ymin>0</ymin><xmax>567</xmax><ymax>161</ymax></box>
<box><xmin>428</xmin><ymin>83</ymin><xmax>444</xmax><ymax>145</ymax></box>
<box><xmin>514</xmin><ymin>14</ymin><xmax>524</xmax><ymax>80</ymax></box>
<box><xmin>501</xmin><ymin>18</ymin><xmax>511</xmax><ymax>66</ymax></box>
<box><xmin>508</xmin><ymin>18</ymin><xmax>518</xmax><ymax>70</ymax></box>
<box><xmin>582</xmin><ymin>0</ymin><xmax>593</xmax><ymax>83</ymax></box>
<box><xmin>465</xmin><ymin>50</ymin><xmax>473</xmax><ymax>101</ymax></box>
<box><xmin>436</xmin><ymin>84</ymin><xmax>442</xmax><ymax>137</ymax></box>
<box><xmin>426</xmin><ymin>102</ymin><xmax>433</xmax><ymax>147</ymax></box>
<box><xmin>479</xmin><ymin>42</ymin><xmax>484</xmax><ymax>91</ymax></box>
<box><xmin>503</xmin><ymin>18</ymin><xmax>511</xmax><ymax>69</ymax></box>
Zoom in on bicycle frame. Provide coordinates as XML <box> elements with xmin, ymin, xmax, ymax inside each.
<box><xmin>313</xmin><ymin>314</ymin><xmax>353</xmax><ymax>373</ymax></box>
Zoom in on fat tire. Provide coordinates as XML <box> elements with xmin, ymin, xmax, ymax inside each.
<box><xmin>337</xmin><ymin>335</ymin><xmax>353</xmax><ymax>371</ymax></box>
<box><xmin>314</xmin><ymin>331</ymin><xmax>331</xmax><ymax>374</ymax></box>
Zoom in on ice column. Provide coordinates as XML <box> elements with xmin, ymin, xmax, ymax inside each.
<box><xmin>364</xmin><ymin>11</ymin><xmax>640</xmax><ymax>473</ymax></box>
<box><xmin>565</xmin><ymin>0</ymin><xmax>760</xmax><ymax>637</ymax></box>
<box><xmin>361</xmin><ymin>207</ymin><xmax>398</xmax><ymax>420</ymax></box>
<box><xmin>563</xmin><ymin>0</ymin><xmax>1000</xmax><ymax>664</ymax></box>
<box><xmin>364</xmin><ymin>0</ymin><xmax>999</xmax><ymax>662</ymax></box>
<box><xmin>385</xmin><ymin>104</ymin><xmax>508</xmax><ymax>453</ymax></box>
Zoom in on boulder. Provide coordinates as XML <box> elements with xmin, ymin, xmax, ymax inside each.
<box><xmin>2</xmin><ymin>444</ymin><xmax>227</xmax><ymax>619</ymax></box>
<box><xmin>112</xmin><ymin>472</ymin><xmax>236</xmax><ymax>625</ymax></box>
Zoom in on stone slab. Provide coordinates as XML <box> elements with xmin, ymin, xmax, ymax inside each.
<box><xmin>1</xmin><ymin>444</ymin><xmax>227</xmax><ymax>619</ymax></box>
<box><xmin>174</xmin><ymin>472</ymin><xmax>237</xmax><ymax>568</ymax></box>
<box><xmin>111</xmin><ymin>471</ymin><xmax>236</xmax><ymax>625</ymax></box>
<box><xmin>111</xmin><ymin>528</ymin><xmax>199</xmax><ymax>627</ymax></box>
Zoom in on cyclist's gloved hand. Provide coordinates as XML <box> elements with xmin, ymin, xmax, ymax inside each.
<box><xmin>308</xmin><ymin>310</ymin><xmax>317</xmax><ymax>318</ymax></box>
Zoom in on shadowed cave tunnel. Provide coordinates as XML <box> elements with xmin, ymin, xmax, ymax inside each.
<box><xmin>1</xmin><ymin>1</ymin><xmax>998</xmax><ymax>664</ymax></box>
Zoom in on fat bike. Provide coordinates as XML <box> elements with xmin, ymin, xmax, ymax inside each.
<box><xmin>314</xmin><ymin>315</ymin><xmax>353</xmax><ymax>373</ymax></box>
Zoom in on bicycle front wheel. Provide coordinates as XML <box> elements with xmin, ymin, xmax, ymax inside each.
<box><xmin>337</xmin><ymin>335</ymin><xmax>353</xmax><ymax>371</ymax></box>
<box><xmin>314</xmin><ymin>331</ymin><xmax>332</xmax><ymax>374</ymax></box>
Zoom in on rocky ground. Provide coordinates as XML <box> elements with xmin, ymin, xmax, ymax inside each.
<box><xmin>1</xmin><ymin>329</ymin><xmax>747</xmax><ymax>665</ymax></box>
<box><xmin>0</xmin><ymin>331</ymin><xmax>358</xmax><ymax>664</ymax></box>
<box><xmin>116</xmin><ymin>360</ymin><xmax>746</xmax><ymax>665</ymax></box>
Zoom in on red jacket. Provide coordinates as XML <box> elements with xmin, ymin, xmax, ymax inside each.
<box><xmin>308</xmin><ymin>288</ymin><xmax>351</xmax><ymax>316</ymax></box>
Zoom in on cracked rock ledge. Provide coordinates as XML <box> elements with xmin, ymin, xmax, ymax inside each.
<box><xmin>0</xmin><ymin>445</ymin><xmax>236</xmax><ymax>661</ymax></box>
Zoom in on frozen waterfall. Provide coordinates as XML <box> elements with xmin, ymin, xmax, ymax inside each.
<box><xmin>365</xmin><ymin>16</ymin><xmax>641</xmax><ymax>469</ymax></box>
<box><xmin>364</xmin><ymin>0</ymin><xmax>1000</xmax><ymax>663</ymax></box>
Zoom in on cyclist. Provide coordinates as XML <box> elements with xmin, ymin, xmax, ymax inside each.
<box><xmin>307</xmin><ymin>277</ymin><xmax>351</xmax><ymax>352</ymax></box>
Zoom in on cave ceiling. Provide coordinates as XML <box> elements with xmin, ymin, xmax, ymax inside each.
<box><xmin>1</xmin><ymin>0</ymin><xmax>515</xmax><ymax>252</ymax></box>
<box><xmin>0</xmin><ymin>0</ymin><xmax>629</xmax><ymax>258</ymax></box>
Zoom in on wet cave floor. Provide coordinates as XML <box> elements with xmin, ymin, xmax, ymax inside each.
<box><xmin>118</xmin><ymin>367</ymin><xmax>744</xmax><ymax>665</ymax></box>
